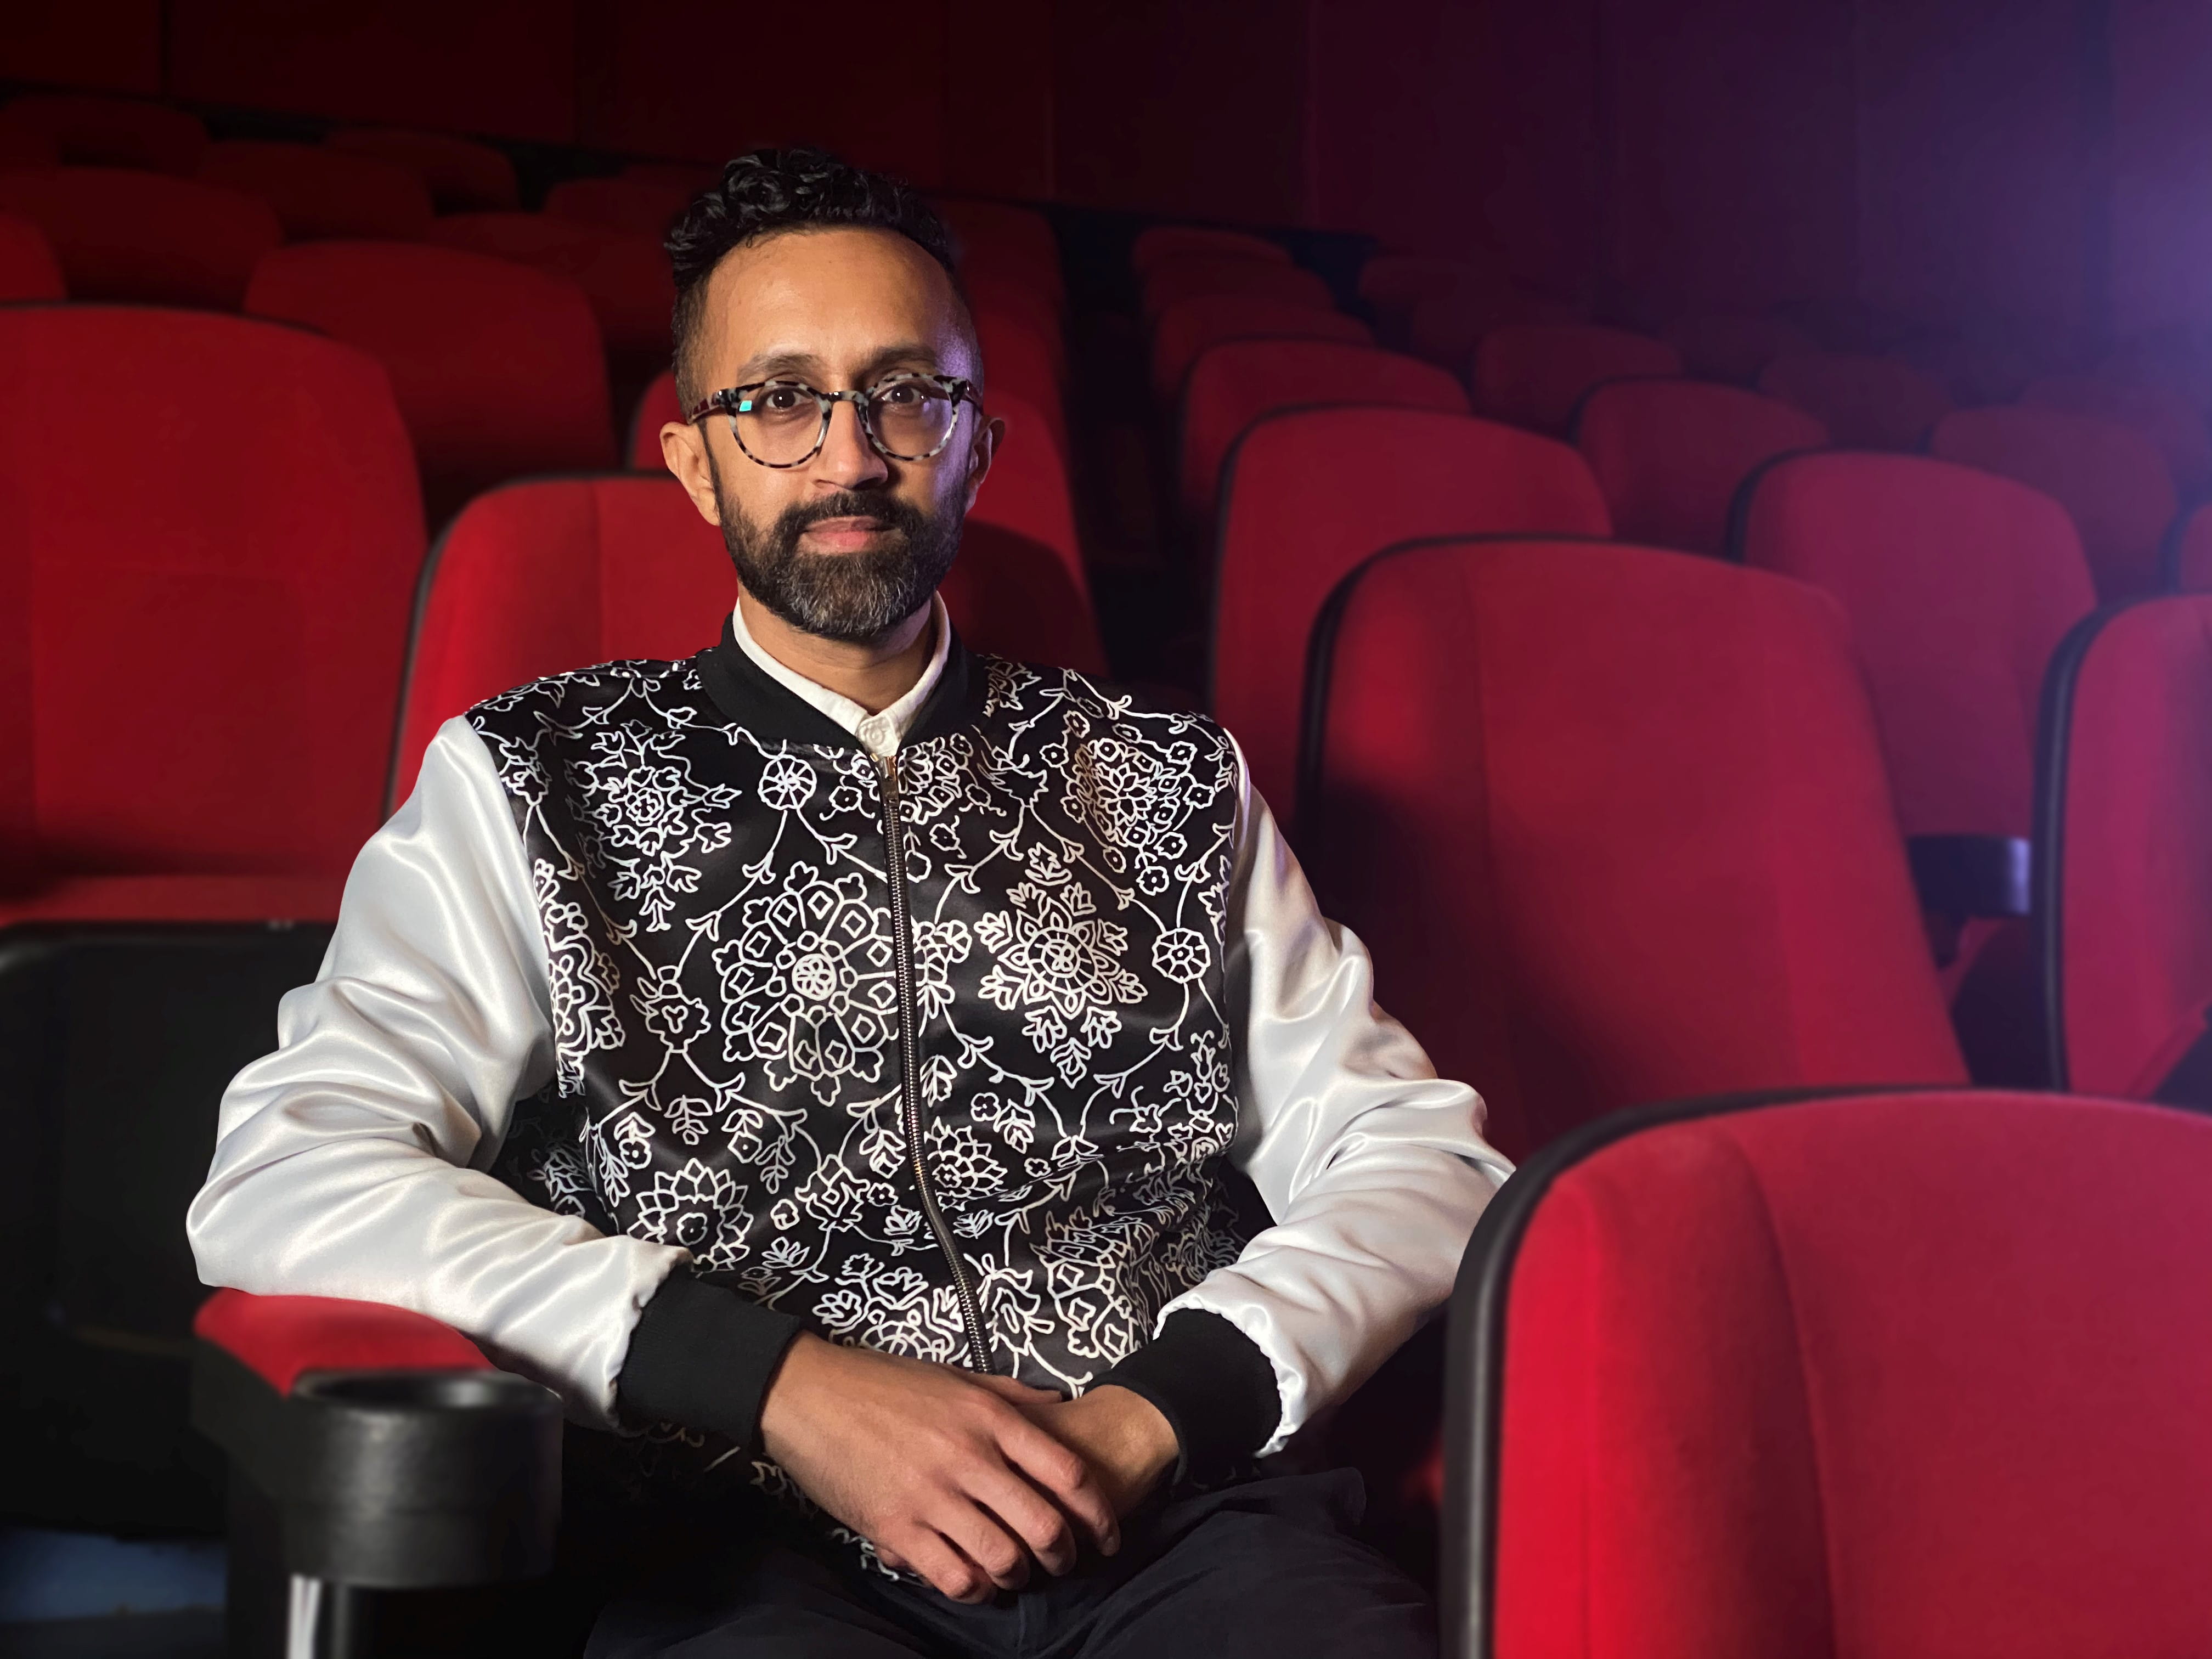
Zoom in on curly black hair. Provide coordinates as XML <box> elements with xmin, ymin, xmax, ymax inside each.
<box><xmin>665</xmin><ymin>147</ymin><xmax>964</xmax><ymax>405</ymax></box>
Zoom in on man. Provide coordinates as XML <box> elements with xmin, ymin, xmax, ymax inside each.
<box><xmin>189</xmin><ymin>149</ymin><xmax>1509</xmax><ymax>1657</ymax></box>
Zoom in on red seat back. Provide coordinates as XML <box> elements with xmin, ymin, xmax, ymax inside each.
<box><xmin>1471</xmin><ymin>324</ymin><xmax>1683</xmax><ymax>435</ymax></box>
<box><xmin>935</xmin><ymin>198</ymin><xmax>1063</xmax><ymax>312</ymax></box>
<box><xmin>1141</xmin><ymin>256</ymin><xmax>1335</xmax><ymax>323</ymax></box>
<box><xmin>974</xmin><ymin>307</ymin><xmax>1068</xmax><ymax>460</ymax></box>
<box><xmin>1179</xmin><ymin>339</ymin><xmax>1467</xmax><ymax>531</ymax></box>
<box><xmin>0</xmin><ymin>127</ymin><xmax>59</xmax><ymax>173</ymax></box>
<box><xmin>0</xmin><ymin>307</ymin><xmax>422</xmax><ymax>894</ymax></box>
<box><xmin>0</xmin><ymin>168</ymin><xmax>280</xmax><ymax>309</ymax></box>
<box><xmin>1133</xmin><ymin>225</ymin><xmax>1288</xmax><ymax>273</ymax></box>
<box><xmin>2038</xmin><ymin>596</ymin><xmax>2212</xmax><ymax>1098</ymax></box>
<box><xmin>966</xmin><ymin>274</ymin><xmax>1065</xmax><ymax>383</ymax></box>
<box><xmin>324</xmin><ymin>128</ymin><xmax>519</xmax><ymax>212</ymax></box>
<box><xmin>1757</xmin><ymin>351</ymin><xmax>1954</xmax><ymax>450</ymax></box>
<box><xmin>1574</xmin><ymin>379</ymin><xmax>1827</xmax><ymax>556</ymax></box>
<box><xmin>1150</xmin><ymin>296</ymin><xmax>1369</xmax><ymax>403</ymax></box>
<box><xmin>1731</xmin><ymin>452</ymin><xmax>2095</xmax><ymax>843</ymax></box>
<box><xmin>246</xmin><ymin>241</ymin><xmax>613</xmax><ymax>524</ymax></box>
<box><xmin>0</xmin><ymin>212</ymin><xmax>64</xmax><ymax>300</ymax></box>
<box><xmin>1406</xmin><ymin>284</ymin><xmax>1581</xmax><ymax>368</ymax></box>
<box><xmin>1482</xmin><ymin>1089</ymin><xmax>2212</xmax><ymax>1659</ymax></box>
<box><xmin>1662</xmin><ymin>313</ymin><xmax>1820</xmax><ymax>385</ymax></box>
<box><xmin>1307</xmin><ymin>541</ymin><xmax>1964</xmax><ymax>1159</ymax></box>
<box><xmin>1932</xmin><ymin>405</ymin><xmax>2179</xmax><ymax>603</ymax></box>
<box><xmin>197</xmin><ymin>141</ymin><xmax>435</xmax><ymax>241</ymax></box>
<box><xmin>426</xmin><ymin>212</ymin><xmax>673</xmax><ymax>362</ymax></box>
<box><xmin>2171</xmin><ymin>502</ymin><xmax>2212</xmax><ymax>591</ymax></box>
<box><xmin>0</xmin><ymin>95</ymin><xmax>207</xmax><ymax>176</ymax></box>
<box><xmin>544</xmin><ymin>177</ymin><xmax>693</xmax><ymax>237</ymax></box>
<box><xmin>1211</xmin><ymin>408</ymin><xmax>1610</xmax><ymax>821</ymax></box>
<box><xmin>2023</xmin><ymin>375</ymin><xmax>2212</xmax><ymax>500</ymax></box>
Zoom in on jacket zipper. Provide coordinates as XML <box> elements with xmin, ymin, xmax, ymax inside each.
<box><xmin>879</xmin><ymin>752</ymin><xmax>994</xmax><ymax>1372</ymax></box>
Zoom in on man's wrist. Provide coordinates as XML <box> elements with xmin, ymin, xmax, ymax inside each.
<box><xmin>616</xmin><ymin>1269</ymin><xmax>806</xmax><ymax>1454</ymax></box>
<box><xmin>1095</xmin><ymin>1310</ymin><xmax>1280</xmax><ymax>1484</ymax></box>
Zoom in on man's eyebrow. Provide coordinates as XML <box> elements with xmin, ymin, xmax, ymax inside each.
<box><xmin>730</xmin><ymin>342</ymin><xmax>948</xmax><ymax>387</ymax></box>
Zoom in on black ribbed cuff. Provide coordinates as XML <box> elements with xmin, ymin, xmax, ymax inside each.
<box><xmin>615</xmin><ymin>1271</ymin><xmax>805</xmax><ymax>1456</ymax></box>
<box><xmin>1095</xmin><ymin>1310</ymin><xmax>1280</xmax><ymax>1484</ymax></box>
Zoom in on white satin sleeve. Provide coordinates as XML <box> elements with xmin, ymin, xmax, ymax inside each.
<box><xmin>185</xmin><ymin>717</ymin><xmax>685</xmax><ymax>1426</ymax></box>
<box><xmin>1158</xmin><ymin>737</ymin><xmax>1513</xmax><ymax>1455</ymax></box>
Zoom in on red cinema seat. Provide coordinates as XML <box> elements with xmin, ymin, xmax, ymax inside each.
<box><xmin>1178</xmin><ymin>338</ymin><xmax>1468</xmax><ymax>531</ymax></box>
<box><xmin>1406</xmin><ymin>285</ymin><xmax>1582</xmax><ymax>372</ymax></box>
<box><xmin>2036</xmin><ymin>595</ymin><xmax>2212</xmax><ymax>1103</ymax></box>
<box><xmin>1210</xmin><ymin>408</ymin><xmax>1611</xmax><ymax>822</ymax></box>
<box><xmin>1141</xmin><ymin>256</ymin><xmax>1336</xmax><ymax>323</ymax></box>
<box><xmin>1448</xmin><ymin>1087</ymin><xmax>2212</xmax><ymax>1659</ymax></box>
<box><xmin>197</xmin><ymin>140</ymin><xmax>435</xmax><ymax>242</ymax></box>
<box><xmin>974</xmin><ymin>307</ymin><xmax>1068</xmax><ymax>459</ymax></box>
<box><xmin>1662</xmin><ymin>313</ymin><xmax>1820</xmax><ymax>385</ymax></box>
<box><xmin>545</xmin><ymin>176</ymin><xmax>693</xmax><ymax>237</ymax></box>
<box><xmin>2023</xmin><ymin>375</ymin><xmax>2212</xmax><ymax>500</ymax></box>
<box><xmin>1358</xmin><ymin>253</ymin><xmax>1501</xmax><ymax>312</ymax></box>
<box><xmin>2169</xmin><ymin>502</ymin><xmax>2212</xmax><ymax>590</ymax></box>
<box><xmin>1757</xmin><ymin>351</ymin><xmax>1954</xmax><ymax>450</ymax></box>
<box><xmin>1304</xmin><ymin>539</ymin><xmax>1964</xmax><ymax>1161</ymax></box>
<box><xmin>246</xmin><ymin>242</ymin><xmax>613</xmax><ymax>526</ymax></box>
<box><xmin>426</xmin><ymin>212</ymin><xmax>673</xmax><ymax>382</ymax></box>
<box><xmin>0</xmin><ymin>307</ymin><xmax>423</xmax><ymax>925</ymax></box>
<box><xmin>1471</xmin><ymin>324</ymin><xmax>1683</xmax><ymax>436</ymax></box>
<box><xmin>325</xmin><ymin>127</ymin><xmax>520</xmax><ymax>212</ymax></box>
<box><xmin>1572</xmin><ymin>379</ymin><xmax>1827</xmax><ymax>556</ymax></box>
<box><xmin>967</xmin><ymin>274</ymin><xmax>1066</xmax><ymax>385</ymax></box>
<box><xmin>1931</xmin><ymin>405</ymin><xmax>2177</xmax><ymax>603</ymax></box>
<box><xmin>1133</xmin><ymin>224</ymin><xmax>1288</xmax><ymax>273</ymax></box>
<box><xmin>0</xmin><ymin>127</ymin><xmax>58</xmax><ymax>173</ymax></box>
<box><xmin>627</xmin><ymin>370</ymin><xmax>684</xmax><ymax>469</ymax></box>
<box><xmin>0</xmin><ymin>168</ymin><xmax>280</xmax><ymax>309</ymax></box>
<box><xmin>0</xmin><ymin>212</ymin><xmax>64</xmax><ymax>300</ymax></box>
<box><xmin>0</xmin><ymin>94</ymin><xmax>206</xmax><ymax>176</ymax></box>
<box><xmin>1150</xmin><ymin>295</ymin><xmax>1370</xmax><ymax>403</ymax></box>
<box><xmin>936</xmin><ymin>198</ymin><xmax>1063</xmax><ymax>312</ymax></box>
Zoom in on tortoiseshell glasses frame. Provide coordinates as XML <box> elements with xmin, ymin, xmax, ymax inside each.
<box><xmin>686</xmin><ymin>371</ymin><xmax>981</xmax><ymax>469</ymax></box>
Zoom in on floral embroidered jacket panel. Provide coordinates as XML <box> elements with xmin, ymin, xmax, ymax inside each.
<box><xmin>188</xmin><ymin>627</ymin><xmax>1510</xmax><ymax>1460</ymax></box>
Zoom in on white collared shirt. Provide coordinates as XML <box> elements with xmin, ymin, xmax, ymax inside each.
<box><xmin>730</xmin><ymin>595</ymin><xmax>950</xmax><ymax>762</ymax></box>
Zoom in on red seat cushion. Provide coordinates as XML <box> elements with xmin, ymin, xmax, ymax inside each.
<box><xmin>427</xmin><ymin>211</ymin><xmax>673</xmax><ymax>363</ymax></box>
<box><xmin>1149</xmin><ymin>295</ymin><xmax>1370</xmax><ymax>403</ymax></box>
<box><xmin>1757</xmin><ymin>351</ymin><xmax>1954</xmax><ymax>450</ymax></box>
<box><xmin>1141</xmin><ymin>256</ymin><xmax>1336</xmax><ymax>323</ymax></box>
<box><xmin>1492</xmin><ymin>1090</ymin><xmax>2212</xmax><ymax>1659</ymax></box>
<box><xmin>1932</xmin><ymin>405</ymin><xmax>2179</xmax><ymax>603</ymax></box>
<box><xmin>246</xmin><ymin>241</ymin><xmax>614</xmax><ymax>523</ymax></box>
<box><xmin>544</xmin><ymin>176</ymin><xmax>694</xmax><ymax>237</ymax></box>
<box><xmin>196</xmin><ymin>140</ymin><xmax>435</xmax><ymax>242</ymax></box>
<box><xmin>1574</xmin><ymin>379</ymin><xmax>1827</xmax><ymax>555</ymax></box>
<box><xmin>2042</xmin><ymin>596</ymin><xmax>2212</xmax><ymax>1098</ymax></box>
<box><xmin>1211</xmin><ymin>408</ymin><xmax>1609</xmax><ymax>821</ymax></box>
<box><xmin>2023</xmin><ymin>375</ymin><xmax>2212</xmax><ymax>500</ymax></box>
<box><xmin>1307</xmin><ymin>540</ymin><xmax>1965</xmax><ymax>1158</ymax></box>
<box><xmin>0</xmin><ymin>167</ymin><xmax>280</xmax><ymax>309</ymax></box>
<box><xmin>1178</xmin><ymin>339</ymin><xmax>1468</xmax><ymax>531</ymax></box>
<box><xmin>0</xmin><ymin>211</ymin><xmax>64</xmax><ymax>300</ymax></box>
<box><xmin>1132</xmin><ymin>225</ymin><xmax>1288</xmax><ymax>273</ymax></box>
<box><xmin>195</xmin><ymin>1289</ymin><xmax>490</xmax><ymax>1395</ymax></box>
<box><xmin>1471</xmin><ymin>323</ymin><xmax>1684</xmax><ymax>435</ymax></box>
<box><xmin>0</xmin><ymin>94</ymin><xmax>207</xmax><ymax>176</ymax></box>
<box><xmin>324</xmin><ymin>128</ymin><xmax>520</xmax><ymax>212</ymax></box>
<box><xmin>0</xmin><ymin>307</ymin><xmax>422</xmax><ymax>913</ymax></box>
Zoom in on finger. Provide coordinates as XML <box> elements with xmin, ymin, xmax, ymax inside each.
<box><xmin>873</xmin><ymin>1543</ymin><xmax>909</xmax><ymax>1573</ymax></box>
<box><xmin>967</xmin><ymin>1465</ymin><xmax>1077</xmax><ymax>1576</ymax></box>
<box><xmin>994</xmin><ymin>1413</ymin><xmax>1121</xmax><ymax>1555</ymax></box>
<box><xmin>936</xmin><ymin>1499</ymin><xmax>1032</xmax><ymax>1594</ymax></box>
<box><xmin>891</xmin><ymin>1527</ymin><xmax>990</xmax><ymax>1606</ymax></box>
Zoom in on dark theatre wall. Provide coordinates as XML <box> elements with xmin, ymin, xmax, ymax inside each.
<box><xmin>4</xmin><ymin>0</ymin><xmax>2212</xmax><ymax>337</ymax></box>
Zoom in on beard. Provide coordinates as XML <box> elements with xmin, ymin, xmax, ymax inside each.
<box><xmin>710</xmin><ymin>464</ymin><xmax>962</xmax><ymax>645</ymax></box>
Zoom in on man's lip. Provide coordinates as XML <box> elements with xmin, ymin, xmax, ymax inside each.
<box><xmin>800</xmin><ymin>516</ymin><xmax>891</xmax><ymax>535</ymax></box>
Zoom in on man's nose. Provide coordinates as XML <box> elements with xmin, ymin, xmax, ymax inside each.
<box><xmin>812</xmin><ymin>396</ymin><xmax>890</xmax><ymax>489</ymax></box>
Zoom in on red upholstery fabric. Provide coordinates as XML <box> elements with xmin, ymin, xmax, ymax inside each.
<box><xmin>1310</xmin><ymin>542</ymin><xmax>1963</xmax><ymax>1159</ymax></box>
<box><xmin>935</xmin><ymin>199</ymin><xmax>1063</xmax><ymax>311</ymax></box>
<box><xmin>628</xmin><ymin>369</ymin><xmax>685</xmax><ymax>470</ymax></box>
<box><xmin>0</xmin><ymin>168</ymin><xmax>280</xmax><ymax>309</ymax></box>
<box><xmin>2173</xmin><ymin>503</ymin><xmax>2212</xmax><ymax>592</ymax></box>
<box><xmin>974</xmin><ymin>307</ymin><xmax>1069</xmax><ymax>460</ymax></box>
<box><xmin>2023</xmin><ymin>374</ymin><xmax>2212</xmax><ymax>499</ymax></box>
<box><xmin>393</xmin><ymin>478</ymin><xmax>1105</xmax><ymax>805</ymax></box>
<box><xmin>1662</xmin><ymin>313</ymin><xmax>1820</xmax><ymax>385</ymax></box>
<box><xmin>1404</xmin><ymin>285</ymin><xmax>1581</xmax><ymax>370</ymax></box>
<box><xmin>2046</xmin><ymin>597</ymin><xmax>2212</xmax><ymax>1098</ymax></box>
<box><xmin>1149</xmin><ymin>296</ymin><xmax>1371</xmax><ymax>403</ymax></box>
<box><xmin>325</xmin><ymin>128</ymin><xmax>520</xmax><ymax>212</ymax></box>
<box><xmin>0</xmin><ymin>212</ymin><xmax>64</xmax><ymax>300</ymax></box>
<box><xmin>0</xmin><ymin>307</ymin><xmax>421</xmax><ymax>917</ymax></box>
<box><xmin>247</xmin><ymin>241</ymin><xmax>614</xmax><ymax>524</ymax></box>
<box><xmin>0</xmin><ymin>94</ymin><xmax>206</xmax><ymax>176</ymax></box>
<box><xmin>195</xmin><ymin>1289</ymin><xmax>489</xmax><ymax>1395</ymax></box>
<box><xmin>966</xmin><ymin>275</ymin><xmax>1065</xmax><ymax>385</ymax></box>
<box><xmin>545</xmin><ymin>176</ymin><xmax>693</xmax><ymax>237</ymax></box>
<box><xmin>0</xmin><ymin>876</ymin><xmax>346</xmax><ymax>930</ymax></box>
<box><xmin>196</xmin><ymin>140</ymin><xmax>434</xmax><ymax>242</ymax></box>
<box><xmin>0</xmin><ymin>128</ymin><xmax>59</xmax><ymax>174</ymax></box>
<box><xmin>1211</xmin><ymin>409</ymin><xmax>1611</xmax><ymax>822</ymax></box>
<box><xmin>1141</xmin><ymin>256</ymin><xmax>1336</xmax><ymax>323</ymax></box>
<box><xmin>1357</xmin><ymin>253</ymin><xmax>1499</xmax><ymax>311</ymax></box>
<box><xmin>427</xmin><ymin>212</ymin><xmax>673</xmax><ymax>363</ymax></box>
<box><xmin>1932</xmin><ymin>405</ymin><xmax>2179</xmax><ymax>603</ymax></box>
<box><xmin>1178</xmin><ymin>338</ymin><xmax>1467</xmax><ymax>531</ymax></box>
<box><xmin>1574</xmin><ymin>380</ymin><xmax>1827</xmax><ymax>556</ymax></box>
<box><xmin>1491</xmin><ymin>1090</ymin><xmax>2212</xmax><ymax>1659</ymax></box>
<box><xmin>1757</xmin><ymin>351</ymin><xmax>1954</xmax><ymax>451</ymax></box>
<box><xmin>1471</xmin><ymin>324</ymin><xmax>1684</xmax><ymax>436</ymax></box>
<box><xmin>1733</xmin><ymin>453</ymin><xmax>2095</xmax><ymax>843</ymax></box>
<box><xmin>1132</xmin><ymin>225</ymin><xmax>1288</xmax><ymax>273</ymax></box>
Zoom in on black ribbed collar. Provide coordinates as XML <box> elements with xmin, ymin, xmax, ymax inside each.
<box><xmin>691</xmin><ymin>613</ymin><xmax>988</xmax><ymax>752</ymax></box>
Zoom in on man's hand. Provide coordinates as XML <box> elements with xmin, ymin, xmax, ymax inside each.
<box><xmin>994</xmin><ymin>1383</ymin><xmax>1180</xmax><ymax>1518</ymax></box>
<box><xmin>758</xmin><ymin>1335</ymin><xmax>1121</xmax><ymax>1604</ymax></box>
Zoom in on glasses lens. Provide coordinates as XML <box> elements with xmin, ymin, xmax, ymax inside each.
<box><xmin>867</xmin><ymin>377</ymin><xmax>960</xmax><ymax>459</ymax></box>
<box><xmin>732</xmin><ymin>383</ymin><xmax>825</xmax><ymax>465</ymax></box>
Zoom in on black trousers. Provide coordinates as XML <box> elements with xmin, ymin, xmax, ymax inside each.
<box><xmin>583</xmin><ymin>1470</ymin><xmax>1435</xmax><ymax>1659</ymax></box>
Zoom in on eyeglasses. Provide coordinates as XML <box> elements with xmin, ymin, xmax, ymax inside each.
<box><xmin>687</xmin><ymin>372</ymin><xmax>981</xmax><ymax>469</ymax></box>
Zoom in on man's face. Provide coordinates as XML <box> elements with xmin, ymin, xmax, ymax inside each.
<box><xmin>661</xmin><ymin>226</ymin><xmax>997</xmax><ymax>644</ymax></box>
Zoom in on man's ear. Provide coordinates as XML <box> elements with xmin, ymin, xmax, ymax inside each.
<box><xmin>962</xmin><ymin>414</ymin><xmax>1006</xmax><ymax>515</ymax></box>
<box><xmin>661</xmin><ymin>420</ymin><xmax>724</xmax><ymax>527</ymax></box>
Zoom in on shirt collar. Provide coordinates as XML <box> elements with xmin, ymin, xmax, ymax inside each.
<box><xmin>728</xmin><ymin>594</ymin><xmax>951</xmax><ymax>762</ymax></box>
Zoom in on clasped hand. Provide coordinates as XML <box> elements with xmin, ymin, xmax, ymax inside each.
<box><xmin>758</xmin><ymin>1335</ymin><xmax>1178</xmax><ymax>1604</ymax></box>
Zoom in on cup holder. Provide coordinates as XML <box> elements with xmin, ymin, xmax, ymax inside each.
<box><xmin>292</xmin><ymin>1369</ymin><xmax>553</xmax><ymax>1414</ymax></box>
